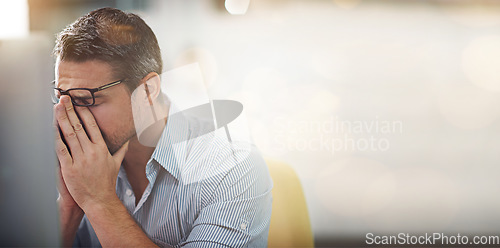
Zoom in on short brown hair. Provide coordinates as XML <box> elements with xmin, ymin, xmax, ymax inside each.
<box><xmin>53</xmin><ymin>7</ymin><xmax>162</xmax><ymax>91</ymax></box>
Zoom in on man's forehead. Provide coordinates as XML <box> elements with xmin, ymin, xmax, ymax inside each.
<box><xmin>55</xmin><ymin>59</ymin><xmax>115</xmax><ymax>89</ymax></box>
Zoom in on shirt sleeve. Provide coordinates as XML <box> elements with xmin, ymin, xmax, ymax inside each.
<box><xmin>178</xmin><ymin>145</ymin><xmax>273</xmax><ymax>248</ymax></box>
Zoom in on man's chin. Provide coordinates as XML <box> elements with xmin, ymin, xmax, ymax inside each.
<box><xmin>103</xmin><ymin>131</ymin><xmax>136</xmax><ymax>155</ymax></box>
<box><xmin>106</xmin><ymin>139</ymin><xmax>129</xmax><ymax>155</ymax></box>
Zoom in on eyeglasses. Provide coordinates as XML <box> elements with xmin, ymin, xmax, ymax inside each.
<box><xmin>51</xmin><ymin>79</ymin><xmax>124</xmax><ymax>106</ymax></box>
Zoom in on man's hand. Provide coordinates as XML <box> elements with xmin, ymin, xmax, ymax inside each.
<box><xmin>56</xmin><ymin>163</ymin><xmax>83</xmax><ymax>212</ymax></box>
<box><xmin>54</xmin><ymin>115</ymin><xmax>80</xmax><ymax>211</ymax></box>
<box><xmin>54</xmin><ymin>95</ymin><xmax>129</xmax><ymax>212</ymax></box>
<box><xmin>54</xmin><ymin>95</ymin><xmax>157</xmax><ymax>247</ymax></box>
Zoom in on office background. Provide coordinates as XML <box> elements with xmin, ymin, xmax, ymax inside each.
<box><xmin>3</xmin><ymin>0</ymin><xmax>500</xmax><ymax>246</ymax></box>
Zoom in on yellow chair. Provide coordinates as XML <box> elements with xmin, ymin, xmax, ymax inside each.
<box><xmin>266</xmin><ymin>160</ymin><xmax>314</xmax><ymax>248</ymax></box>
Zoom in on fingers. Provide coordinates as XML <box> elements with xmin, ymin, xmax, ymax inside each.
<box><xmin>54</xmin><ymin>119</ymin><xmax>74</xmax><ymax>166</ymax></box>
<box><xmin>55</xmin><ymin>97</ymin><xmax>83</xmax><ymax>157</ymax></box>
<box><xmin>54</xmin><ymin>105</ymin><xmax>73</xmax><ymax>166</ymax></box>
<box><xmin>61</xmin><ymin>96</ymin><xmax>92</xmax><ymax>148</ymax></box>
<box><xmin>74</xmin><ymin>105</ymin><xmax>106</xmax><ymax>145</ymax></box>
<box><xmin>112</xmin><ymin>140</ymin><xmax>130</xmax><ymax>165</ymax></box>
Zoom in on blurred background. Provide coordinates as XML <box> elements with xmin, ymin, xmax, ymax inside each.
<box><xmin>2</xmin><ymin>0</ymin><xmax>500</xmax><ymax>246</ymax></box>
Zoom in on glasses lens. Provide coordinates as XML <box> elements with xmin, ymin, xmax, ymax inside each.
<box><xmin>68</xmin><ymin>89</ymin><xmax>94</xmax><ymax>106</ymax></box>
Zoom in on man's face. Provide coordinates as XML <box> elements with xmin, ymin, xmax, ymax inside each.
<box><xmin>55</xmin><ymin>59</ymin><xmax>136</xmax><ymax>154</ymax></box>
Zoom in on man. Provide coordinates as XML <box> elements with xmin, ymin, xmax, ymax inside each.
<box><xmin>52</xmin><ymin>7</ymin><xmax>272</xmax><ymax>247</ymax></box>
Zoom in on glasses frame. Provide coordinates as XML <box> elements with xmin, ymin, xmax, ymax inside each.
<box><xmin>52</xmin><ymin>79</ymin><xmax>124</xmax><ymax>106</ymax></box>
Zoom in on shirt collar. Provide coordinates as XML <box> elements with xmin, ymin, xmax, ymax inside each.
<box><xmin>150</xmin><ymin>99</ymin><xmax>190</xmax><ymax>181</ymax></box>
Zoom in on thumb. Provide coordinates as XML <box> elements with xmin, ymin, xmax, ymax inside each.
<box><xmin>112</xmin><ymin>140</ymin><xmax>130</xmax><ymax>164</ymax></box>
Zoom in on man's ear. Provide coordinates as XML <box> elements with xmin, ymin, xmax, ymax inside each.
<box><xmin>140</xmin><ymin>72</ymin><xmax>161</xmax><ymax>105</ymax></box>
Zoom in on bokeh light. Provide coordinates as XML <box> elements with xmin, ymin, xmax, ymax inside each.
<box><xmin>462</xmin><ymin>35</ymin><xmax>500</xmax><ymax>92</ymax></box>
<box><xmin>0</xmin><ymin>0</ymin><xmax>28</xmax><ymax>39</ymax></box>
<box><xmin>225</xmin><ymin>0</ymin><xmax>250</xmax><ymax>15</ymax></box>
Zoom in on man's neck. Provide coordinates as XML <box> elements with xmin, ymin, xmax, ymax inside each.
<box><xmin>122</xmin><ymin>135</ymin><xmax>156</xmax><ymax>174</ymax></box>
<box><xmin>121</xmin><ymin>98</ymin><xmax>169</xmax><ymax>204</ymax></box>
<box><xmin>124</xmin><ymin>96</ymin><xmax>170</xmax><ymax>169</ymax></box>
<box><xmin>120</xmin><ymin>136</ymin><xmax>155</xmax><ymax>205</ymax></box>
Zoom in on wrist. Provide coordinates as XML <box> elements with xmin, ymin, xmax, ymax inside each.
<box><xmin>58</xmin><ymin>199</ymin><xmax>84</xmax><ymax>248</ymax></box>
<box><xmin>81</xmin><ymin>194</ymin><xmax>121</xmax><ymax>217</ymax></box>
<box><xmin>58</xmin><ymin>198</ymin><xmax>83</xmax><ymax>215</ymax></box>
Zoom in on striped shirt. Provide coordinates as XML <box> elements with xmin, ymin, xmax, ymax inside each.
<box><xmin>73</xmin><ymin>102</ymin><xmax>273</xmax><ymax>247</ymax></box>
